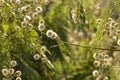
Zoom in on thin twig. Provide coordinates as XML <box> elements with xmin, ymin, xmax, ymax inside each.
<box><xmin>62</xmin><ymin>41</ymin><xmax>120</xmax><ymax>51</ymax></box>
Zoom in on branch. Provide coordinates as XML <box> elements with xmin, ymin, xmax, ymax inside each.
<box><xmin>62</xmin><ymin>40</ymin><xmax>120</xmax><ymax>51</ymax></box>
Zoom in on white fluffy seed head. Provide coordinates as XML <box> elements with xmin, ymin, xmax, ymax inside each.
<box><xmin>36</xmin><ymin>6</ymin><xmax>43</xmax><ymax>13</ymax></box>
<box><xmin>116</xmin><ymin>30</ymin><xmax>120</xmax><ymax>35</ymax></box>
<box><xmin>39</xmin><ymin>20</ymin><xmax>45</xmax><ymax>24</ymax></box>
<box><xmin>97</xmin><ymin>18</ymin><xmax>102</xmax><ymax>23</ymax></box>
<box><xmin>10</xmin><ymin>60</ymin><xmax>17</xmax><ymax>67</ymax></box>
<box><xmin>98</xmin><ymin>53</ymin><xmax>104</xmax><ymax>59</ymax></box>
<box><xmin>103</xmin><ymin>76</ymin><xmax>109</xmax><ymax>80</ymax></box>
<box><xmin>30</xmin><ymin>43</ymin><xmax>35</xmax><ymax>48</ymax></box>
<box><xmin>32</xmin><ymin>12</ymin><xmax>39</xmax><ymax>19</ymax></box>
<box><xmin>15</xmin><ymin>70</ymin><xmax>22</xmax><ymax>77</ymax></box>
<box><xmin>101</xmin><ymin>63</ymin><xmax>107</xmax><ymax>68</ymax></box>
<box><xmin>33</xmin><ymin>54</ymin><xmax>40</xmax><ymax>60</ymax></box>
<box><xmin>103</xmin><ymin>59</ymin><xmax>108</xmax><ymax>63</ymax></box>
<box><xmin>94</xmin><ymin>60</ymin><xmax>100</xmax><ymax>67</ymax></box>
<box><xmin>28</xmin><ymin>23</ymin><xmax>33</xmax><ymax>28</ymax></box>
<box><xmin>24</xmin><ymin>15</ymin><xmax>31</xmax><ymax>22</ymax></box>
<box><xmin>16</xmin><ymin>77</ymin><xmax>22</xmax><ymax>80</ymax></box>
<box><xmin>46</xmin><ymin>30</ymin><xmax>58</xmax><ymax>39</ymax></box>
<box><xmin>8</xmin><ymin>68</ymin><xmax>15</xmax><ymax>75</ymax></box>
<box><xmin>46</xmin><ymin>30</ymin><xmax>54</xmax><ymax>38</ymax></box>
<box><xmin>15</xmin><ymin>26</ymin><xmax>20</xmax><ymax>31</ymax></box>
<box><xmin>2</xmin><ymin>77</ymin><xmax>8</xmax><ymax>80</ymax></box>
<box><xmin>92</xmin><ymin>70</ymin><xmax>99</xmax><ymax>77</ymax></box>
<box><xmin>21</xmin><ymin>6</ymin><xmax>27</xmax><ymax>12</ymax></box>
<box><xmin>71</xmin><ymin>10</ymin><xmax>76</xmax><ymax>14</ymax></box>
<box><xmin>93</xmin><ymin>53</ymin><xmax>98</xmax><ymax>59</ymax></box>
<box><xmin>108</xmin><ymin>18</ymin><xmax>112</xmax><ymax>22</ymax></box>
<box><xmin>40</xmin><ymin>46</ymin><xmax>47</xmax><ymax>52</ymax></box>
<box><xmin>45</xmin><ymin>0</ymin><xmax>50</xmax><ymax>4</ymax></box>
<box><xmin>21</xmin><ymin>21</ymin><xmax>27</xmax><ymax>28</ymax></box>
<box><xmin>0</xmin><ymin>0</ymin><xmax>5</xmax><ymax>3</ymax></box>
<box><xmin>114</xmin><ymin>23</ymin><xmax>119</xmax><ymax>27</ymax></box>
<box><xmin>42</xmin><ymin>58</ymin><xmax>47</xmax><ymax>63</ymax></box>
<box><xmin>51</xmin><ymin>32</ymin><xmax>58</xmax><ymax>39</ymax></box>
<box><xmin>117</xmin><ymin>39</ymin><xmax>120</xmax><ymax>46</ymax></box>
<box><xmin>104</xmin><ymin>54</ymin><xmax>109</xmax><ymax>59</ymax></box>
<box><xmin>38</xmin><ymin>23</ymin><xmax>45</xmax><ymax>31</ymax></box>
<box><xmin>2</xmin><ymin>68</ymin><xmax>9</xmax><ymax>77</ymax></box>
<box><xmin>15</xmin><ymin>0</ymin><xmax>20</xmax><ymax>4</ymax></box>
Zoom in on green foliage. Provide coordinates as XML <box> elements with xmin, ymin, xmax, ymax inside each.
<box><xmin>0</xmin><ymin>0</ymin><xmax>120</xmax><ymax>80</ymax></box>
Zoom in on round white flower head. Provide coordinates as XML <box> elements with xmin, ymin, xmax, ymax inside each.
<box><xmin>32</xmin><ymin>12</ymin><xmax>39</xmax><ymax>19</ymax></box>
<box><xmin>108</xmin><ymin>18</ymin><xmax>112</xmax><ymax>22</ymax></box>
<box><xmin>46</xmin><ymin>30</ymin><xmax>58</xmax><ymax>39</ymax></box>
<box><xmin>15</xmin><ymin>70</ymin><xmax>22</xmax><ymax>77</ymax></box>
<box><xmin>93</xmin><ymin>53</ymin><xmax>98</xmax><ymax>59</ymax></box>
<box><xmin>2</xmin><ymin>68</ymin><xmax>9</xmax><ymax>77</ymax></box>
<box><xmin>112</xmin><ymin>35</ymin><xmax>117</xmax><ymax>40</ymax></box>
<box><xmin>33</xmin><ymin>54</ymin><xmax>40</xmax><ymax>60</ymax></box>
<box><xmin>97</xmin><ymin>18</ymin><xmax>102</xmax><ymax>23</ymax></box>
<box><xmin>16</xmin><ymin>77</ymin><xmax>22</xmax><ymax>80</ymax></box>
<box><xmin>21</xmin><ymin>6</ymin><xmax>27</xmax><ymax>12</ymax></box>
<box><xmin>117</xmin><ymin>39</ymin><xmax>120</xmax><ymax>46</ymax></box>
<box><xmin>15</xmin><ymin>0</ymin><xmax>20</xmax><ymax>4</ymax></box>
<box><xmin>8</xmin><ymin>68</ymin><xmax>15</xmax><ymax>75</ymax></box>
<box><xmin>46</xmin><ymin>30</ymin><xmax>54</xmax><ymax>38</ymax></box>
<box><xmin>92</xmin><ymin>70</ymin><xmax>99</xmax><ymax>77</ymax></box>
<box><xmin>36</xmin><ymin>6</ymin><xmax>43</xmax><ymax>13</ymax></box>
<box><xmin>39</xmin><ymin>20</ymin><xmax>45</xmax><ymax>24</ymax></box>
<box><xmin>2</xmin><ymin>77</ymin><xmax>8</xmax><ymax>80</ymax></box>
<box><xmin>96</xmin><ymin>76</ymin><xmax>102</xmax><ymax>80</ymax></box>
<box><xmin>103</xmin><ymin>76</ymin><xmax>109</xmax><ymax>80</ymax></box>
<box><xmin>104</xmin><ymin>59</ymin><xmax>108</xmax><ymax>63</ymax></box>
<box><xmin>98</xmin><ymin>53</ymin><xmax>104</xmax><ymax>59</ymax></box>
<box><xmin>28</xmin><ymin>23</ymin><xmax>33</xmax><ymax>28</ymax></box>
<box><xmin>3</xmin><ymin>33</ymin><xmax>8</xmax><ymax>37</ymax></box>
<box><xmin>71</xmin><ymin>10</ymin><xmax>76</xmax><ymax>14</ymax></box>
<box><xmin>40</xmin><ymin>46</ymin><xmax>47</xmax><ymax>52</ymax></box>
<box><xmin>0</xmin><ymin>0</ymin><xmax>5</xmax><ymax>3</ymax></box>
<box><xmin>45</xmin><ymin>0</ymin><xmax>50</xmax><ymax>4</ymax></box>
<box><xmin>15</xmin><ymin>26</ymin><xmax>20</xmax><ymax>31</ymax></box>
<box><xmin>42</xmin><ymin>58</ymin><xmax>47</xmax><ymax>63</ymax></box>
<box><xmin>94</xmin><ymin>60</ymin><xmax>100</xmax><ymax>67</ymax></box>
<box><xmin>10</xmin><ymin>60</ymin><xmax>17</xmax><ymax>67</ymax></box>
<box><xmin>101</xmin><ymin>63</ymin><xmax>107</xmax><ymax>68</ymax></box>
<box><xmin>21</xmin><ymin>21</ymin><xmax>27</xmax><ymax>28</ymax></box>
<box><xmin>116</xmin><ymin>30</ymin><xmax>120</xmax><ymax>35</ymax></box>
<box><xmin>51</xmin><ymin>32</ymin><xmax>58</xmax><ymax>39</ymax></box>
<box><xmin>24</xmin><ymin>15</ymin><xmax>31</xmax><ymax>22</ymax></box>
<box><xmin>30</xmin><ymin>43</ymin><xmax>35</xmax><ymax>48</ymax></box>
<box><xmin>114</xmin><ymin>23</ymin><xmax>119</xmax><ymax>27</ymax></box>
<box><xmin>104</xmin><ymin>54</ymin><xmax>109</xmax><ymax>59</ymax></box>
<box><xmin>38</xmin><ymin>23</ymin><xmax>45</xmax><ymax>31</ymax></box>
